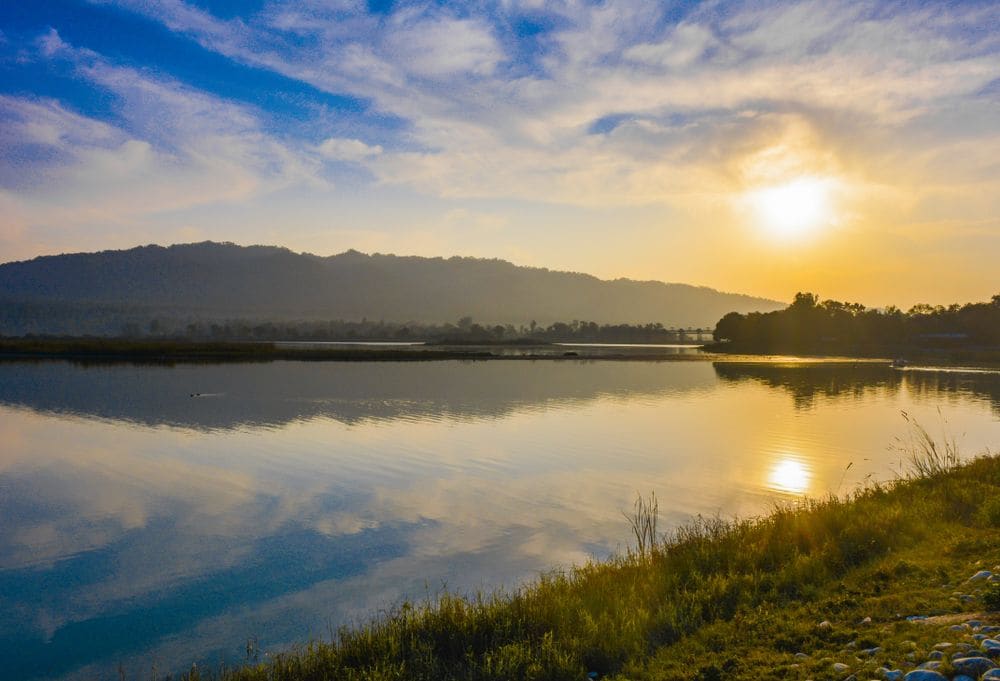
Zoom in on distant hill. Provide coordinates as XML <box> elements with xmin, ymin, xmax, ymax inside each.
<box><xmin>0</xmin><ymin>242</ymin><xmax>783</xmax><ymax>335</ymax></box>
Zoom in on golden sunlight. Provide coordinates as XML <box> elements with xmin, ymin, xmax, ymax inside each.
<box><xmin>748</xmin><ymin>177</ymin><xmax>836</xmax><ymax>240</ymax></box>
<box><xmin>767</xmin><ymin>457</ymin><xmax>811</xmax><ymax>495</ymax></box>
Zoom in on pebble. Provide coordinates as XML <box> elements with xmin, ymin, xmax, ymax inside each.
<box><xmin>883</xmin><ymin>671</ymin><xmax>904</xmax><ymax>681</ymax></box>
<box><xmin>832</xmin><ymin>662</ymin><xmax>850</xmax><ymax>673</ymax></box>
<box><xmin>952</xmin><ymin>656</ymin><xmax>997</xmax><ymax>676</ymax></box>
<box><xmin>818</xmin><ymin>620</ymin><xmax>832</xmax><ymax>629</ymax></box>
<box><xmin>916</xmin><ymin>660</ymin><xmax>941</xmax><ymax>670</ymax></box>
<box><xmin>983</xmin><ymin>638</ymin><xmax>1000</xmax><ymax>654</ymax></box>
<box><xmin>952</xmin><ymin>676</ymin><xmax>976</xmax><ymax>681</ymax></box>
<box><xmin>902</xmin><ymin>671</ymin><xmax>948</xmax><ymax>680</ymax></box>
<box><xmin>926</xmin><ymin>650</ymin><xmax>944</xmax><ymax>660</ymax></box>
<box><xmin>969</xmin><ymin>570</ymin><xmax>993</xmax><ymax>582</ymax></box>
<box><xmin>983</xmin><ymin>670</ymin><xmax>1000</xmax><ymax>680</ymax></box>
<box><xmin>932</xmin><ymin>642</ymin><xmax>953</xmax><ymax>649</ymax></box>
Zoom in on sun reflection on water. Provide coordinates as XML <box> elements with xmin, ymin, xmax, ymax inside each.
<box><xmin>767</xmin><ymin>457</ymin><xmax>811</xmax><ymax>495</ymax></box>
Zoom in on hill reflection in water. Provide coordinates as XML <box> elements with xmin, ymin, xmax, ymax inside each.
<box><xmin>0</xmin><ymin>359</ymin><xmax>714</xmax><ymax>431</ymax></box>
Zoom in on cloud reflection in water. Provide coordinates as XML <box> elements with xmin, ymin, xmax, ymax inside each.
<box><xmin>0</xmin><ymin>359</ymin><xmax>997</xmax><ymax>680</ymax></box>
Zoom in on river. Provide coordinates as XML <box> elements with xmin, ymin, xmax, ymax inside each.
<box><xmin>1</xmin><ymin>358</ymin><xmax>997</xmax><ymax>680</ymax></box>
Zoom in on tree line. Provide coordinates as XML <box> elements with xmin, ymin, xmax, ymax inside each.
<box><xmin>0</xmin><ymin>303</ymin><xmax>710</xmax><ymax>344</ymax></box>
<box><xmin>713</xmin><ymin>292</ymin><xmax>1000</xmax><ymax>353</ymax></box>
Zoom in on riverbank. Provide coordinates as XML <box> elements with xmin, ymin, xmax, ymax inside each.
<box><xmin>181</xmin><ymin>450</ymin><xmax>1000</xmax><ymax>681</ymax></box>
<box><xmin>0</xmin><ymin>338</ymin><xmax>707</xmax><ymax>362</ymax></box>
<box><xmin>708</xmin><ymin>342</ymin><xmax>1000</xmax><ymax>369</ymax></box>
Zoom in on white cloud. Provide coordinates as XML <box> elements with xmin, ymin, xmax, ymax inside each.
<box><xmin>385</xmin><ymin>14</ymin><xmax>503</xmax><ymax>78</ymax></box>
<box><xmin>4</xmin><ymin>0</ymin><xmax>997</xmax><ymax>301</ymax></box>
<box><xmin>317</xmin><ymin>137</ymin><xmax>383</xmax><ymax>161</ymax></box>
<box><xmin>0</xmin><ymin>31</ymin><xmax>334</xmax><ymax>259</ymax></box>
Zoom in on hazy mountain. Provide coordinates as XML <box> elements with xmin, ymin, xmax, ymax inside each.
<box><xmin>0</xmin><ymin>242</ymin><xmax>783</xmax><ymax>332</ymax></box>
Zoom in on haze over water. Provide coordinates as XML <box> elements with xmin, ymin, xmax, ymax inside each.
<box><xmin>1</xmin><ymin>358</ymin><xmax>998</xmax><ymax>681</ymax></box>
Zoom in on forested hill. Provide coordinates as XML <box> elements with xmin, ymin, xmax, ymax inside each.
<box><xmin>0</xmin><ymin>242</ymin><xmax>781</xmax><ymax>334</ymax></box>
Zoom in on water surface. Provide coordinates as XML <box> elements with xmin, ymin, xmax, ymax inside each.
<box><xmin>1</xmin><ymin>359</ymin><xmax>997</xmax><ymax>680</ymax></box>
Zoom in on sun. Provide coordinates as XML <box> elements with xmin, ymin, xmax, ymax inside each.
<box><xmin>747</xmin><ymin>177</ymin><xmax>836</xmax><ymax>240</ymax></box>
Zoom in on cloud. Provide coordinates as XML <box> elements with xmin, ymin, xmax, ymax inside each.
<box><xmin>2</xmin><ymin>0</ymin><xmax>998</xmax><ymax>302</ymax></box>
<box><xmin>317</xmin><ymin>137</ymin><xmax>383</xmax><ymax>161</ymax></box>
<box><xmin>86</xmin><ymin>0</ymin><xmax>998</xmax><ymax>209</ymax></box>
<box><xmin>0</xmin><ymin>30</ymin><xmax>331</xmax><ymax>256</ymax></box>
<box><xmin>385</xmin><ymin>13</ymin><xmax>503</xmax><ymax>78</ymax></box>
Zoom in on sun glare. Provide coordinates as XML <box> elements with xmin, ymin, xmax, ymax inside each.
<box><xmin>767</xmin><ymin>457</ymin><xmax>811</xmax><ymax>495</ymax></box>
<box><xmin>748</xmin><ymin>177</ymin><xmax>835</xmax><ymax>240</ymax></box>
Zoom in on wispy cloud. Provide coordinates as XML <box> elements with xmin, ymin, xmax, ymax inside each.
<box><xmin>1</xmin><ymin>0</ymin><xmax>997</xmax><ymax>301</ymax></box>
<box><xmin>0</xmin><ymin>28</ymin><xmax>327</xmax><ymax>250</ymax></box>
<box><xmin>84</xmin><ymin>0</ymin><xmax>998</xmax><ymax>206</ymax></box>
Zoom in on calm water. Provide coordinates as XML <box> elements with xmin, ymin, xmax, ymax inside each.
<box><xmin>1</xmin><ymin>359</ymin><xmax>998</xmax><ymax>680</ymax></box>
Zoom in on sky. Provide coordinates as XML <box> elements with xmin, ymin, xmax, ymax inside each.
<box><xmin>0</xmin><ymin>0</ymin><xmax>997</xmax><ymax>307</ymax></box>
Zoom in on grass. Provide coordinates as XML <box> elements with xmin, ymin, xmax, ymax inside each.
<box><xmin>171</xmin><ymin>440</ymin><xmax>1000</xmax><ymax>681</ymax></box>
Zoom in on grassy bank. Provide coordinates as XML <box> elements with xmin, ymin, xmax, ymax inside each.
<box><xmin>184</xmin><ymin>449</ymin><xmax>1000</xmax><ymax>681</ymax></box>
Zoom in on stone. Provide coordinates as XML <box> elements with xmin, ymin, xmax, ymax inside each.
<box><xmin>951</xmin><ymin>676</ymin><xmax>976</xmax><ymax>681</ymax></box>
<box><xmin>795</xmin><ymin>652</ymin><xmax>810</xmax><ymax>659</ymax></box>
<box><xmin>833</xmin><ymin>662</ymin><xmax>851</xmax><ymax>673</ymax></box>
<box><xmin>883</xmin><ymin>671</ymin><xmax>904</xmax><ymax>681</ymax></box>
<box><xmin>982</xmin><ymin>669</ymin><xmax>1000</xmax><ymax>680</ymax></box>
<box><xmin>932</xmin><ymin>642</ymin><xmax>952</xmax><ymax>649</ymax></box>
<box><xmin>818</xmin><ymin>620</ymin><xmax>833</xmax><ymax>629</ymax></box>
<box><xmin>902</xmin><ymin>671</ymin><xmax>947</xmax><ymax>680</ymax></box>
<box><xmin>951</xmin><ymin>656</ymin><xmax>997</xmax><ymax>676</ymax></box>
<box><xmin>916</xmin><ymin>660</ymin><xmax>941</xmax><ymax>669</ymax></box>
<box><xmin>969</xmin><ymin>570</ymin><xmax>993</xmax><ymax>581</ymax></box>
<box><xmin>982</xmin><ymin>638</ymin><xmax>1000</xmax><ymax>655</ymax></box>
<box><xmin>926</xmin><ymin>651</ymin><xmax>944</xmax><ymax>661</ymax></box>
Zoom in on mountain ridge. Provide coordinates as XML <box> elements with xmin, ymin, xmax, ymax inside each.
<box><xmin>0</xmin><ymin>241</ymin><xmax>784</xmax><ymax>333</ymax></box>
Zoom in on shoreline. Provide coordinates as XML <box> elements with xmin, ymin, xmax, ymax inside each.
<box><xmin>187</xmin><ymin>453</ymin><xmax>1000</xmax><ymax>681</ymax></box>
<box><xmin>0</xmin><ymin>338</ymin><xmax>894</xmax><ymax>365</ymax></box>
<box><xmin>3</xmin><ymin>339</ymin><xmax>997</xmax><ymax>371</ymax></box>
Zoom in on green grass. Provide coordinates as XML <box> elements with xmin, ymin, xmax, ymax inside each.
<box><xmin>178</xmin><ymin>447</ymin><xmax>1000</xmax><ymax>681</ymax></box>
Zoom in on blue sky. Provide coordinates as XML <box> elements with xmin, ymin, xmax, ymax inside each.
<box><xmin>0</xmin><ymin>0</ymin><xmax>998</xmax><ymax>304</ymax></box>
